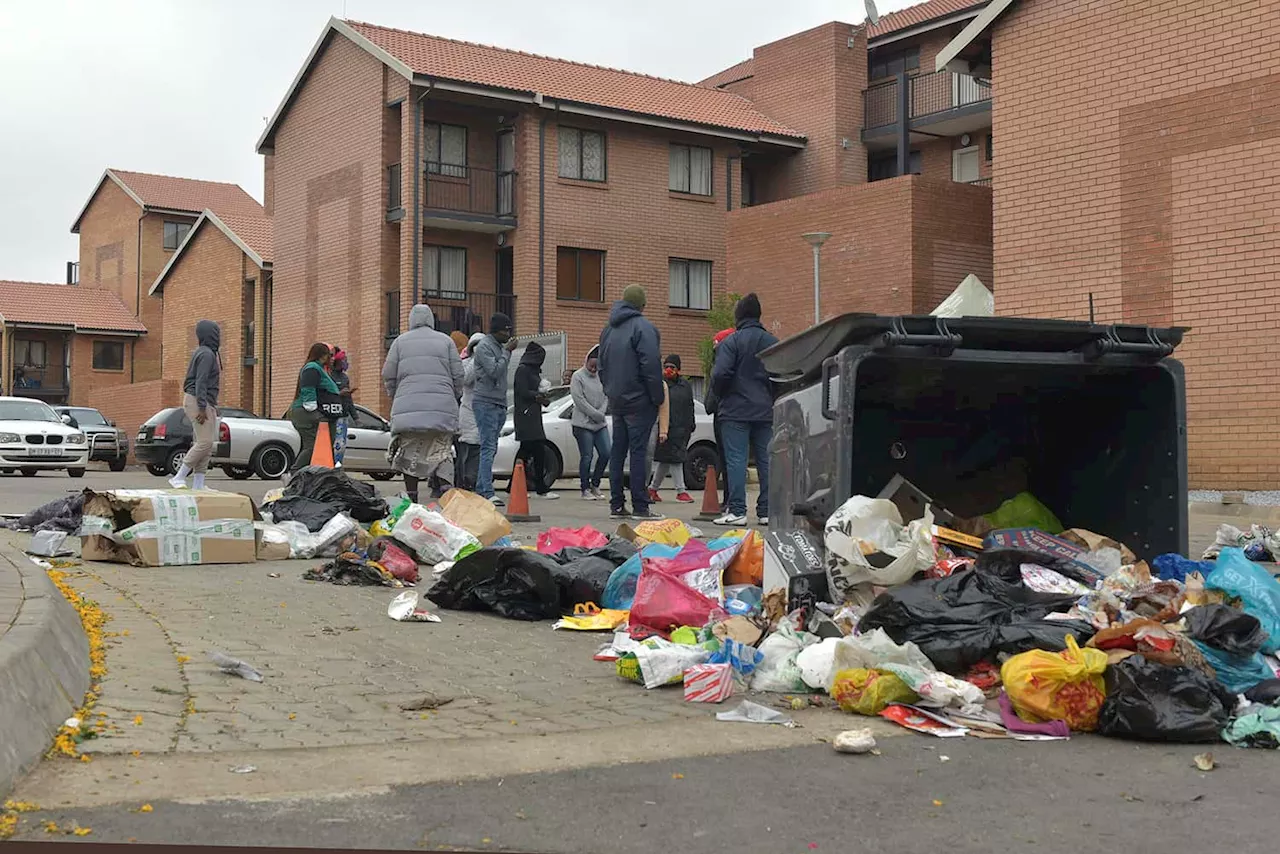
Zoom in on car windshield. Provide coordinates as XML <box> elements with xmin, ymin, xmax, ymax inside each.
<box><xmin>0</xmin><ymin>400</ymin><xmax>60</xmax><ymax>423</ymax></box>
<box><xmin>65</xmin><ymin>408</ymin><xmax>108</xmax><ymax>425</ymax></box>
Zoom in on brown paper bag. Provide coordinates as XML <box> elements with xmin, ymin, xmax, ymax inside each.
<box><xmin>439</xmin><ymin>489</ymin><xmax>511</xmax><ymax>546</ymax></box>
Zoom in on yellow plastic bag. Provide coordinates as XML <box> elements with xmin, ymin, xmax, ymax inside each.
<box><xmin>830</xmin><ymin>668</ymin><xmax>919</xmax><ymax>716</ymax></box>
<box><xmin>634</xmin><ymin>519</ymin><xmax>692</xmax><ymax>546</ymax></box>
<box><xmin>1001</xmin><ymin>635</ymin><xmax>1108</xmax><ymax>731</ymax></box>
<box><xmin>553</xmin><ymin>602</ymin><xmax>629</xmax><ymax>632</ymax></box>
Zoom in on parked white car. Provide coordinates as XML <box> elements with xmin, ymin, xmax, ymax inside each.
<box><xmin>492</xmin><ymin>393</ymin><xmax>719</xmax><ymax>491</ymax></box>
<box><xmin>212</xmin><ymin>405</ymin><xmax>399</xmax><ymax>481</ymax></box>
<box><xmin>0</xmin><ymin>396</ymin><xmax>89</xmax><ymax>478</ymax></box>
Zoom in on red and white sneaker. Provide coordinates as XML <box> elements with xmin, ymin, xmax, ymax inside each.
<box><xmin>675</xmin><ymin>492</ymin><xmax>694</xmax><ymax>503</ymax></box>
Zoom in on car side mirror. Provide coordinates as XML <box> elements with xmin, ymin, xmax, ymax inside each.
<box><xmin>109</xmin><ymin>420</ymin><xmax>117</xmax><ymax>427</ymax></box>
<box><xmin>60</xmin><ymin>414</ymin><xmax>71</xmax><ymax>424</ymax></box>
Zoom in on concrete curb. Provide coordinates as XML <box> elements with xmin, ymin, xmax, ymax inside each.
<box><xmin>0</xmin><ymin>537</ymin><xmax>91</xmax><ymax>799</ymax></box>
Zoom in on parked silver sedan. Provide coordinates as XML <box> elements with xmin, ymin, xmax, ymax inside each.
<box><xmin>213</xmin><ymin>405</ymin><xmax>399</xmax><ymax>481</ymax></box>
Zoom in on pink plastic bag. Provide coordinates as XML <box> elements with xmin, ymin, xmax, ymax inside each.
<box><xmin>369</xmin><ymin>538</ymin><xmax>419</xmax><ymax>584</ymax></box>
<box><xmin>537</xmin><ymin>526</ymin><xmax>609</xmax><ymax>554</ymax></box>
<box><xmin>630</xmin><ymin>541</ymin><xmax>724</xmax><ymax>634</ymax></box>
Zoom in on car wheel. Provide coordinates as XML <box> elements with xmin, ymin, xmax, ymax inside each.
<box><xmin>20</xmin><ymin>468</ymin><xmax>37</xmax><ymax>477</ymax></box>
<box><xmin>370</xmin><ymin>471</ymin><xmax>397</xmax><ymax>482</ymax></box>
<box><xmin>146</xmin><ymin>464</ymin><xmax>169</xmax><ymax>477</ymax></box>
<box><xmin>252</xmin><ymin>443</ymin><xmax>293</xmax><ymax>480</ymax></box>
<box><xmin>684</xmin><ymin>443</ymin><xmax>718</xmax><ymax>492</ymax></box>
<box><xmin>108</xmin><ymin>459</ymin><xmax>127</xmax><ymax>473</ymax></box>
<box><xmin>166</xmin><ymin>448</ymin><xmax>187</xmax><ymax>476</ymax></box>
<box><xmin>223</xmin><ymin>465</ymin><xmax>254</xmax><ymax>480</ymax></box>
<box><xmin>68</xmin><ymin>469</ymin><xmax>86</xmax><ymax>479</ymax></box>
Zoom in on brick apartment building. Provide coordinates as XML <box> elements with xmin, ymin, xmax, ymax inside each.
<box><xmin>935</xmin><ymin>0</ymin><xmax>1280</xmax><ymax>489</ymax></box>
<box><xmin>256</xmin><ymin>5</ymin><xmax>997</xmax><ymax>412</ymax></box>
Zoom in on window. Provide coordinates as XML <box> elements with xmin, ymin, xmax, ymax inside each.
<box><xmin>985</xmin><ymin>133</ymin><xmax>993</xmax><ymax>162</ymax></box>
<box><xmin>668</xmin><ymin>259</ymin><xmax>712</xmax><ymax>310</ymax></box>
<box><xmin>868</xmin><ymin>45</ymin><xmax>920</xmax><ymax>81</ymax></box>
<box><xmin>868</xmin><ymin>150</ymin><xmax>922</xmax><ymax>182</ymax></box>
<box><xmin>352</xmin><ymin>407</ymin><xmax>387</xmax><ymax>431</ymax></box>
<box><xmin>424</xmin><ymin>122</ymin><xmax>467</xmax><ymax>177</ymax></box>
<box><xmin>669</xmin><ymin>144</ymin><xmax>713</xmax><ymax>195</ymax></box>
<box><xmin>384</xmin><ymin>289</ymin><xmax>401</xmax><ymax>351</ymax></box>
<box><xmin>556</xmin><ymin>247</ymin><xmax>605</xmax><ymax>302</ymax></box>
<box><xmin>558</xmin><ymin>127</ymin><xmax>606</xmax><ymax>182</ymax></box>
<box><xmin>92</xmin><ymin>340</ymin><xmax>125</xmax><ymax>372</ymax></box>
<box><xmin>422</xmin><ymin>246</ymin><xmax>467</xmax><ymax>299</ymax></box>
<box><xmin>163</xmin><ymin>220</ymin><xmax>191</xmax><ymax>251</ymax></box>
<box><xmin>15</xmin><ymin>339</ymin><xmax>46</xmax><ymax>367</ymax></box>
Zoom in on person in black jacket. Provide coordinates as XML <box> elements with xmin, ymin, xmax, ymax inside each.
<box><xmin>512</xmin><ymin>342</ymin><xmax>559</xmax><ymax>499</ymax></box>
<box><xmin>710</xmin><ymin>293</ymin><xmax>779</xmax><ymax>527</ymax></box>
<box><xmin>648</xmin><ymin>354</ymin><xmax>696</xmax><ymax>503</ymax></box>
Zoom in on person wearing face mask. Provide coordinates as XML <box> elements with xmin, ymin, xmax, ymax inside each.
<box><xmin>327</xmin><ymin>346</ymin><xmax>356</xmax><ymax>467</ymax></box>
<box><xmin>570</xmin><ymin>345</ymin><xmax>610</xmax><ymax>500</ymax></box>
<box><xmin>648</xmin><ymin>354</ymin><xmax>696</xmax><ymax>503</ymax></box>
<box><xmin>472</xmin><ymin>312</ymin><xmax>519</xmax><ymax>504</ymax></box>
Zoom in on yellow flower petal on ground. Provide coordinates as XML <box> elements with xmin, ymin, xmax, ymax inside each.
<box><xmin>133</xmin><ymin>715</ymin><xmax>143</xmax><ymax>726</ymax></box>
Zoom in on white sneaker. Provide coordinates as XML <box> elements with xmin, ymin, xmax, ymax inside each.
<box><xmin>539</xmin><ymin>492</ymin><xmax>560</xmax><ymax>500</ymax></box>
<box><xmin>758</xmin><ymin>516</ymin><xmax>769</xmax><ymax>527</ymax></box>
<box><xmin>168</xmin><ymin>478</ymin><xmax>188</xmax><ymax>490</ymax></box>
<box><xmin>581</xmin><ymin>490</ymin><xmax>597</xmax><ymax>501</ymax></box>
<box><xmin>489</xmin><ymin>495</ymin><xmax>506</xmax><ymax>506</ymax></box>
<box><xmin>713</xmin><ymin>512</ymin><xmax>747</xmax><ymax>526</ymax></box>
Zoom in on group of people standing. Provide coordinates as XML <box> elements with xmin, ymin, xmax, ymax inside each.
<box><xmin>169</xmin><ymin>284</ymin><xmax>777</xmax><ymax>524</ymax></box>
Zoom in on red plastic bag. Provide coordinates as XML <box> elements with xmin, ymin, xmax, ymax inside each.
<box><xmin>630</xmin><ymin>541</ymin><xmax>724</xmax><ymax>634</ymax></box>
<box><xmin>537</xmin><ymin>526</ymin><xmax>609</xmax><ymax>554</ymax></box>
<box><xmin>369</xmin><ymin>538</ymin><xmax>419</xmax><ymax>584</ymax></box>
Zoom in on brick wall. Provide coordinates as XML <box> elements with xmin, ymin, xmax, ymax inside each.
<box><xmin>726</xmin><ymin>175</ymin><xmax>992</xmax><ymax>340</ymax></box>
<box><xmin>992</xmin><ymin>0</ymin><xmax>1280</xmax><ymax>488</ymax></box>
<box><xmin>83</xmin><ymin>378</ymin><xmax>179</xmax><ymax>465</ymax></box>
<box><xmin>69</xmin><ymin>334</ymin><xmax>135</xmax><ymax>401</ymax></box>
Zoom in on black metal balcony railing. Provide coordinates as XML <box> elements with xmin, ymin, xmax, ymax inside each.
<box><xmin>422</xmin><ymin>162</ymin><xmax>516</xmax><ymax>219</ymax></box>
<box><xmin>421</xmin><ymin>291</ymin><xmax>517</xmax><ymax>338</ymax></box>
<box><xmin>387</xmin><ymin>163</ymin><xmax>402</xmax><ymax>211</ymax></box>
<box><xmin>11</xmin><ymin>364</ymin><xmax>70</xmax><ymax>394</ymax></box>
<box><xmin>965</xmin><ymin>177</ymin><xmax>992</xmax><ymax>187</ymax></box>
<box><xmin>864</xmin><ymin>70</ymin><xmax>992</xmax><ymax>129</ymax></box>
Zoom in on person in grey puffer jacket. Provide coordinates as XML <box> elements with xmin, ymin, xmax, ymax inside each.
<box><xmin>454</xmin><ymin>332</ymin><xmax>484</xmax><ymax>491</ymax></box>
<box><xmin>171</xmin><ymin>319</ymin><xmax>221</xmax><ymax>490</ymax></box>
<box><xmin>570</xmin><ymin>345</ymin><xmax>610</xmax><ymax>500</ymax></box>
<box><xmin>382</xmin><ymin>304</ymin><xmax>464</xmax><ymax>502</ymax></box>
<box><xmin>470</xmin><ymin>312</ymin><xmax>517</xmax><ymax>502</ymax></box>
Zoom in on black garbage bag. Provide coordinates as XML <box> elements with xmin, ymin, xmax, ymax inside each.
<box><xmin>1244</xmin><ymin>679</ymin><xmax>1280</xmax><ymax>705</ymax></box>
<box><xmin>549</xmin><ymin>537</ymin><xmax>637</xmax><ymax>609</ymax></box>
<box><xmin>1184</xmin><ymin>604</ymin><xmax>1270</xmax><ymax>657</ymax></box>
<box><xmin>976</xmin><ymin>546</ymin><xmax>1088</xmax><ymax>584</ymax></box>
<box><xmin>427</xmin><ymin>548</ymin><xmax>560</xmax><ymax>621</ymax></box>
<box><xmin>1</xmin><ymin>494</ymin><xmax>85</xmax><ymax>533</ymax></box>
<box><xmin>283</xmin><ymin>465</ymin><xmax>388</xmax><ymax>523</ymax></box>
<box><xmin>1096</xmin><ymin>656</ymin><xmax>1235</xmax><ymax>742</ymax></box>
<box><xmin>858</xmin><ymin>566</ymin><xmax>1094</xmax><ymax>674</ymax></box>
<box><xmin>263</xmin><ymin>495</ymin><xmax>343</xmax><ymax>532</ymax></box>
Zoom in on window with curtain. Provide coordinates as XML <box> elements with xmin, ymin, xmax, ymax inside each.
<box><xmin>558</xmin><ymin>127</ymin><xmax>606</xmax><ymax>181</ymax></box>
<box><xmin>424</xmin><ymin>122</ymin><xmax>468</xmax><ymax>178</ymax></box>
<box><xmin>423</xmin><ymin>246</ymin><xmax>467</xmax><ymax>299</ymax></box>
<box><xmin>556</xmin><ymin>247</ymin><xmax>605</xmax><ymax>302</ymax></box>
<box><xmin>669</xmin><ymin>144</ymin><xmax>713</xmax><ymax>195</ymax></box>
<box><xmin>163</xmin><ymin>221</ymin><xmax>192</xmax><ymax>251</ymax></box>
<box><xmin>668</xmin><ymin>259</ymin><xmax>712</xmax><ymax>310</ymax></box>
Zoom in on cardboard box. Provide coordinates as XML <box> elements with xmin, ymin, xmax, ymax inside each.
<box><xmin>684</xmin><ymin>663</ymin><xmax>733</xmax><ymax>703</ymax></box>
<box><xmin>80</xmin><ymin>489</ymin><xmax>258</xmax><ymax>567</ymax></box>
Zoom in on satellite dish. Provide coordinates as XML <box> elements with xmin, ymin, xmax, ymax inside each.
<box><xmin>864</xmin><ymin>0</ymin><xmax>880</xmax><ymax>26</ymax></box>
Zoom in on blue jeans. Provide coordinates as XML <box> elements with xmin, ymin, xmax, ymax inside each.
<box><xmin>722</xmin><ymin>419</ymin><xmax>771</xmax><ymax>518</ymax></box>
<box><xmin>609</xmin><ymin>409</ymin><xmax>656</xmax><ymax>513</ymax></box>
<box><xmin>573</xmin><ymin>426</ymin><xmax>610</xmax><ymax>491</ymax></box>
<box><xmin>473</xmin><ymin>399</ymin><xmax>506</xmax><ymax>498</ymax></box>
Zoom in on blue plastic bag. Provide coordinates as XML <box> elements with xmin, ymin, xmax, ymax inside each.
<box><xmin>1207</xmin><ymin>548</ymin><xmax>1280</xmax><ymax>654</ymax></box>
<box><xmin>1193</xmin><ymin>639</ymin><xmax>1276</xmax><ymax>694</ymax></box>
<box><xmin>601</xmin><ymin>544</ymin><xmax>681</xmax><ymax>610</ymax></box>
<box><xmin>708</xmin><ymin>638</ymin><xmax>765</xmax><ymax>684</ymax></box>
<box><xmin>1152</xmin><ymin>553</ymin><xmax>1213</xmax><ymax>584</ymax></box>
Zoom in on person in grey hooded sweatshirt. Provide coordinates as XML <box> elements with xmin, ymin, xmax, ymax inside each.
<box><xmin>171</xmin><ymin>320</ymin><xmax>221</xmax><ymax>490</ymax></box>
<box><xmin>382</xmin><ymin>304</ymin><xmax>465</xmax><ymax>503</ymax></box>
<box><xmin>570</xmin><ymin>345</ymin><xmax>609</xmax><ymax>500</ymax></box>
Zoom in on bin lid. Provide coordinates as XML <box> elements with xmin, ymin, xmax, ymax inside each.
<box><xmin>759</xmin><ymin>313</ymin><xmax>1187</xmax><ymax>382</ymax></box>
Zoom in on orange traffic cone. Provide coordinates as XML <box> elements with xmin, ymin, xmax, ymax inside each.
<box><xmin>310</xmin><ymin>421</ymin><xmax>336</xmax><ymax>468</ymax></box>
<box><xmin>505</xmin><ymin>460</ymin><xmax>541</xmax><ymax>523</ymax></box>
<box><xmin>694</xmin><ymin>464</ymin><xmax>721</xmax><ymax>521</ymax></box>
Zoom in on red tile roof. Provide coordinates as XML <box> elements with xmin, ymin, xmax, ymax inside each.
<box><xmin>0</xmin><ymin>281</ymin><xmax>147</xmax><ymax>334</ymax></box>
<box><xmin>217</xmin><ymin>211</ymin><xmax>273</xmax><ymax>264</ymax></box>
<box><xmin>866</xmin><ymin>0</ymin><xmax>987</xmax><ymax>38</ymax></box>
<box><xmin>343</xmin><ymin>20</ymin><xmax>804</xmax><ymax>140</ymax></box>
<box><xmin>698</xmin><ymin>58</ymin><xmax>755</xmax><ymax>89</ymax></box>
<box><xmin>110</xmin><ymin>170</ymin><xmax>265</xmax><ymax>219</ymax></box>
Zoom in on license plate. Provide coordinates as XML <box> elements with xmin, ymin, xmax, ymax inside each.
<box><xmin>29</xmin><ymin>447</ymin><xmax>62</xmax><ymax>456</ymax></box>
<box><xmin>137</xmin><ymin>433</ymin><xmax>147</xmax><ymax>442</ymax></box>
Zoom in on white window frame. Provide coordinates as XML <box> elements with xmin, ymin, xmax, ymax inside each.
<box><xmin>668</xmin><ymin>258</ymin><xmax>712</xmax><ymax>310</ymax></box>
<box><xmin>669</xmin><ymin>144</ymin><xmax>713</xmax><ymax>196</ymax></box>
<box><xmin>424</xmin><ymin>122</ymin><xmax>468</xmax><ymax>178</ymax></box>
<box><xmin>422</xmin><ymin>245</ymin><xmax>467</xmax><ymax>299</ymax></box>
<box><xmin>163</xmin><ymin>220</ymin><xmax>191</xmax><ymax>251</ymax></box>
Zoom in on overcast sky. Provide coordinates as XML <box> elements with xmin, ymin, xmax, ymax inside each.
<box><xmin>0</xmin><ymin>0</ymin><xmax>919</xmax><ymax>283</ymax></box>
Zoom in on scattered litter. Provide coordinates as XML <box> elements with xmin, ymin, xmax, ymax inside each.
<box><xmin>208</xmin><ymin>651</ymin><xmax>263</xmax><ymax>682</ymax></box>
<box><xmin>716</xmin><ymin>699</ymin><xmax>796</xmax><ymax>727</ymax></box>
<box><xmin>27</xmin><ymin>530</ymin><xmax>71</xmax><ymax>557</ymax></box>
<box><xmin>1194</xmin><ymin>753</ymin><xmax>1215</xmax><ymax>771</ymax></box>
<box><xmin>387</xmin><ymin>591</ymin><xmax>442</xmax><ymax>623</ymax></box>
<box><xmin>400</xmin><ymin>695</ymin><xmax>454</xmax><ymax>711</ymax></box>
<box><xmin>229</xmin><ymin>765</ymin><xmax>257</xmax><ymax>774</ymax></box>
<box><xmin>833</xmin><ymin>728</ymin><xmax>877</xmax><ymax>754</ymax></box>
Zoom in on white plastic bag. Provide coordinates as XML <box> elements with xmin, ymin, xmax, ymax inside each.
<box><xmin>387</xmin><ymin>590</ymin><xmax>442</xmax><ymax>623</ymax></box>
<box><xmin>312</xmin><ymin>513</ymin><xmax>359</xmax><ymax>558</ymax></box>
<box><xmin>797</xmin><ymin>637</ymin><xmax>842</xmax><ymax>690</ymax></box>
<box><xmin>392</xmin><ymin>504</ymin><xmax>481</xmax><ymax>564</ymax></box>
<box><xmin>716</xmin><ymin>700</ymin><xmax>796</xmax><ymax>726</ymax></box>
<box><xmin>633</xmin><ymin>640</ymin><xmax>711</xmax><ymax>689</ymax></box>
<box><xmin>824</xmin><ymin>496</ymin><xmax>935</xmax><ymax>596</ymax></box>
<box><xmin>275</xmin><ymin>517</ymin><xmax>356</xmax><ymax>560</ymax></box>
<box><xmin>828</xmin><ymin>627</ymin><xmax>935</xmax><ymax>690</ymax></box>
<box><xmin>880</xmin><ymin>664</ymin><xmax>985</xmax><ymax>710</ymax></box>
<box><xmin>752</xmin><ymin>622</ymin><xmax>817</xmax><ymax>693</ymax></box>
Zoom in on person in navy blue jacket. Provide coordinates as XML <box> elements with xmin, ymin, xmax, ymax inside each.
<box><xmin>710</xmin><ymin>293</ymin><xmax>778</xmax><ymax>527</ymax></box>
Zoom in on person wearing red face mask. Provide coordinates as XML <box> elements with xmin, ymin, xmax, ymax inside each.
<box><xmin>648</xmin><ymin>354</ymin><xmax>696</xmax><ymax>503</ymax></box>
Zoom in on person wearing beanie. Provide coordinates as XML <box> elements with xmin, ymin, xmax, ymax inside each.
<box><xmin>471</xmin><ymin>311</ymin><xmax>518</xmax><ymax>503</ymax></box>
<box><xmin>598</xmin><ymin>284</ymin><xmax>664</xmax><ymax>519</ymax></box>
<box><xmin>571</xmin><ymin>345</ymin><xmax>610</xmax><ymax>500</ymax></box>
<box><xmin>649</xmin><ymin>353</ymin><xmax>696</xmax><ymax>503</ymax></box>
<box><xmin>454</xmin><ymin>332</ymin><xmax>486</xmax><ymax>491</ymax></box>
<box><xmin>711</xmin><ymin>292</ymin><xmax>779</xmax><ymax>527</ymax></box>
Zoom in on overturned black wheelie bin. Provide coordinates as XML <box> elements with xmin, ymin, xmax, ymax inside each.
<box><xmin>761</xmin><ymin>314</ymin><xmax>1188</xmax><ymax>559</ymax></box>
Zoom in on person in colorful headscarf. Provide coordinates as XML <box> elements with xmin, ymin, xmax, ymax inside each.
<box><xmin>328</xmin><ymin>345</ymin><xmax>356</xmax><ymax>466</ymax></box>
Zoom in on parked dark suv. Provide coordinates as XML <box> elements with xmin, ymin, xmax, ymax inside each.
<box><xmin>134</xmin><ymin>406</ymin><xmax>256</xmax><ymax>477</ymax></box>
<box><xmin>53</xmin><ymin>406</ymin><xmax>129</xmax><ymax>472</ymax></box>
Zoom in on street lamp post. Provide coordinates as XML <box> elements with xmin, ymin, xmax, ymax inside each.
<box><xmin>801</xmin><ymin>232</ymin><xmax>832</xmax><ymax>326</ymax></box>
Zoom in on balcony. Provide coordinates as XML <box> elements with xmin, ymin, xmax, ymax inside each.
<box><xmin>10</xmin><ymin>364</ymin><xmax>70</xmax><ymax>403</ymax></box>
<box><xmin>385</xmin><ymin>292</ymin><xmax>518</xmax><ymax>350</ymax></box>
<box><xmin>863</xmin><ymin>70</ymin><xmax>992</xmax><ymax>150</ymax></box>
<box><xmin>422</xmin><ymin>162</ymin><xmax>517</xmax><ymax>233</ymax></box>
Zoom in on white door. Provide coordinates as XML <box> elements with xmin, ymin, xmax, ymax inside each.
<box><xmin>952</xmin><ymin>147</ymin><xmax>981</xmax><ymax>184</ymax></box>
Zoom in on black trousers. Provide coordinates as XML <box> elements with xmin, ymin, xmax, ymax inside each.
<box><xmin>517</xmin><ymin>439</ymin><xmax>553</xmax><ymax>495</ymax></box>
